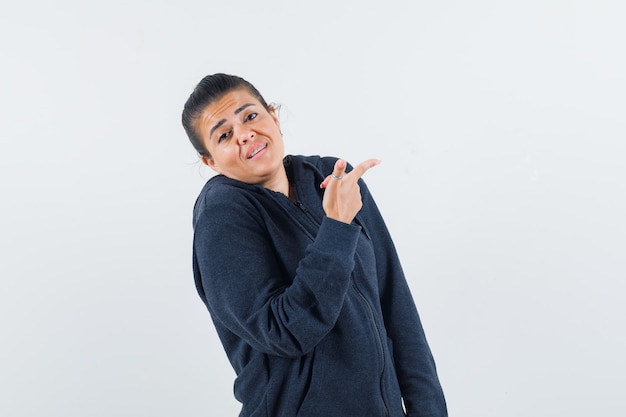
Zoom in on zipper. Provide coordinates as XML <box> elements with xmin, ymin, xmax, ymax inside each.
<box><xmin>352</xmin><ymin>283</ymin><xmax>389</xmax><ymax>417</ymax></box>
<box><xmin>294</xmin><ymin>200</ymin><xmax>321</xmax><ymax>229</ymax></box>
<box><xmin>293</xmin><ymin>183</ymin><xmax>387</xmax><ymax>415</ymax></box>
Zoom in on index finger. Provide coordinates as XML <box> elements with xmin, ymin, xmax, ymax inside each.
<box><xmin>348</xmin><ymin>158</ymin><xmax>382</xmax><ymax>180</ymax></box>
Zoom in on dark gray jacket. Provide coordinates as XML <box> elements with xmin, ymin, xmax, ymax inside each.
<box><xmin>192</xmin><ymin>155</ymin><xmax>447</xmax><ymax>416</ymax></box>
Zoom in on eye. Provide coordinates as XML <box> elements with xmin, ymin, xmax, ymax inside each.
<box><xmin>217</xmin><ymin>130</ymin><xmax>231</xmax><ymax>143</ymax></box>
<box><xmin>245</xmin><ymin>112</ymin><xmax>258</xmax><ymax>122</ymax></box>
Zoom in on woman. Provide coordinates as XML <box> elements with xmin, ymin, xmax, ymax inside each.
<box><xmin>182</xmin><ymin>73</ymin><xmax>447</xmax><ymax>417</ymax></box>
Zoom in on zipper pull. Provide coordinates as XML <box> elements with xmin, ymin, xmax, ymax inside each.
<box><xmin>295</xmin><ymin>201</ymin><xmax>307</xmax><ymax>213</ymax></box>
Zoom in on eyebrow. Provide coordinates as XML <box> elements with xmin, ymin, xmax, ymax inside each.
<box><xmin>209</xmin><ymin>103</ymin><xmax>256</xmax><ymax>139</ymax></box>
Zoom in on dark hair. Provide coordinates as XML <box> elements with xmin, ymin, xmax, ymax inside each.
<box><xmin>182</xmin><ymin>73</ymin><xmax>270</xmax><ymax>157</ymax></box>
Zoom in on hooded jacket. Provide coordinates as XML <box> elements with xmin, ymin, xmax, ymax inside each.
<box><xmin>192</xmin><ymin>155</ymin><xmax>447</xmax><ymax>417</ymax></box>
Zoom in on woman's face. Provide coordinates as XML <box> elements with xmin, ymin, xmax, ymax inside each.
<box><xmin>197</xmin><ymin>89</ymin><xmax>285</xmax><ymax>189</ymax></box>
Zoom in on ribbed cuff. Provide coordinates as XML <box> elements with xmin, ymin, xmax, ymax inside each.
<box><xmin>313</xmin><ymin>216</ymin><xmax>361</xmax><ymax>257</ymax></box>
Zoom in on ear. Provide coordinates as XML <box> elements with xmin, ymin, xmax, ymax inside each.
<box><xmin>268</xmin><ymin>105</ymin><xmax>281</xmax><ymax>129</ymax></box>
<box><xmin>201</xmin><ymin>155</ymin><xmax>221</xmax><ymax>174</ymax></box>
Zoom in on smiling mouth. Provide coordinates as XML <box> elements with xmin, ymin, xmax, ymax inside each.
<box><xmin>248</xmin><ymin>144</ymin><xmax>267</xmax><ymax>159</ymax></box>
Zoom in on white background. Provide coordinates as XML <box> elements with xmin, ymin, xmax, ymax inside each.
<box><xmin>1</xmin><ymin>1</ymin><xmax>625</xmax><ymax>416</ymax></box>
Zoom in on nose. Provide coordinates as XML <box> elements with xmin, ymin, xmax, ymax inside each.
<box><xmin>235</xmin><ymin>125</ymin><xmax>255</xmax><ymax>145</ymax></box>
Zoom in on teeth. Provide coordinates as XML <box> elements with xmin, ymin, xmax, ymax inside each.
<box><xmin>249</xmin><ymin>144</ymin><xmax>266</xmax><ymax>158</ymax></box>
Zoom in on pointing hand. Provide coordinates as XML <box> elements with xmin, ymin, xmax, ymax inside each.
<box><xmin>320</xmin><ymin>158</ymin><xmax>381</xmax><ymax>224</ymax></box>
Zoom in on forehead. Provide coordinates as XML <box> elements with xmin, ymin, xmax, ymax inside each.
<box><xmin>199</xmin><ymin>88</ymin><xmax>261</xmax><ymax>124</ymax></box>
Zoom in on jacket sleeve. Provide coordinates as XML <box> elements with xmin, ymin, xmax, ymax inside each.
<box><xmin>193</xmin><ymin>186</ymin><xmax>361</xmax><ymax>359</ymax></box>
<box><xmin>358</xmin><ymin>181</ymin><xmax>448</xmax><ymax>417</ymax></box>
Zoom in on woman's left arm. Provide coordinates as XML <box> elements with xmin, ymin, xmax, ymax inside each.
<box><xmin>358</xmin><ymin>180</ymin><xmax>448</xmax><ymax>417</ymax></box>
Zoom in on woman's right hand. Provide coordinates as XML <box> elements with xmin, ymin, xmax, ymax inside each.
<box><xmin>320</xmin><ymin>158</ymin><xmax>381</xmax><ymax>224</ymax></box>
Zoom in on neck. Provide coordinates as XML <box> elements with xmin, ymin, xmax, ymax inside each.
<box><xmin>262</xmin><ymin>165</ymin><xmax>291</xmax><ymax>198</ymax></box>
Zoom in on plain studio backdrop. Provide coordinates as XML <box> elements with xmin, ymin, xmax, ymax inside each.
<box><xmin>1</xmin><ymin>1</ymin><xmax>624</xmax><ymax>416</ymax></box>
